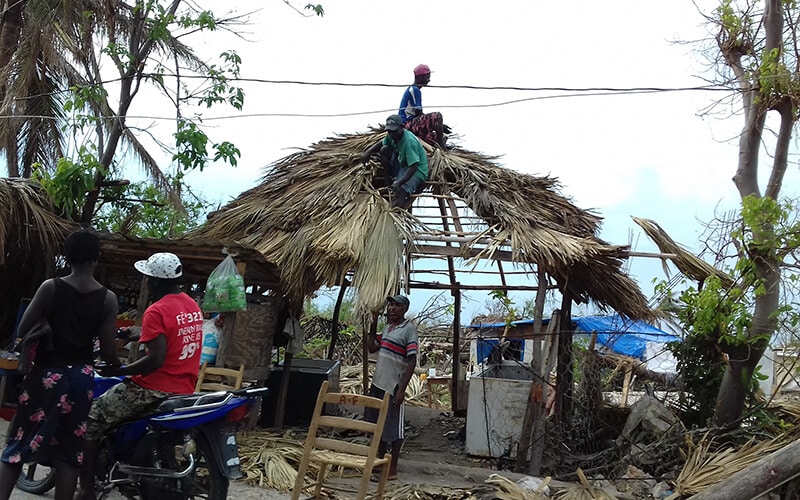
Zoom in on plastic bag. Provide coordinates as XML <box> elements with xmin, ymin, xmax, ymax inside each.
<box><xmin>202</xmin><ymin>256</ymin><xmax>246</xmax><ymax>312</ymax></box>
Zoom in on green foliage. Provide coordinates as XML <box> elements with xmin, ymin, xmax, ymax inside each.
<box><xmin>32</xmin><ymin>146</ymin><xmax>105</xmax><ymax>219</ymax></box>
<box><xmin>667</xmin><ymin>335</ymin><xmax>726</xmax><ymax>427</ymax></box>
<box><xmin>93</xmin><ymin>176</ymin><xmax>211</xmax><ymax>238</ymax></box>
<box><xmin>664</xmin><ymin>196</ymin><xmax>800</xmax><ymax>424</ymax></box>
<box><xmin>200</xmin><ymin>51</ymin><xmax>244</xmax><ymax>110</ymax></box>
<box><xmin>304</xmin><ymin>4</ymin><xmax>325</xmax><ymax>16</ymax></box>
<box><xmin>172</xmin><ymin>120</ymin><xmax>241</xmax><ymax>172</ymax></box>
<box><xmin>488</xmin><ymin>289</ymin><xmax>519</xmax><ymax>326</ymax></box>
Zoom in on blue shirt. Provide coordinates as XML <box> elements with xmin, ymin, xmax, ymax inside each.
<box><xmin>399</xmin><ymin>85</ymin><xmax>422</xmax><ymax>123</ymax></box>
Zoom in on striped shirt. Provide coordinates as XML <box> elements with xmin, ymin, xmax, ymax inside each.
<box><xmin>372</xmin><ymin>319</ymin><xmax>418</xmax><ymax>396</ymax></box>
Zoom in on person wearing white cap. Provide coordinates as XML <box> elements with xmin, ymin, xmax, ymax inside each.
<box><xmin>364</xmin><ymin>294</ymin><xmax>418</xmax><ymax>482</ymax></box>
<box><xmin>78</xmin><ymin>252</ymin><xmax>204</xmax><ymax>500</ymax></box>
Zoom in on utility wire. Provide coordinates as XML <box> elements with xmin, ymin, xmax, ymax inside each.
<box><xmin>97</xmin><ymin>73</ymin><xmax>738</xmax><ymax>93</ymax></box>
<box><xmin>0</xmin><ymin>87</ymin><xmax>735</xmax><ymax>122</ymax></box>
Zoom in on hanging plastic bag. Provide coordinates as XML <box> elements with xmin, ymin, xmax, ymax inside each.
<box><xmin>202</xmin><ymin>255</ymin><xmax>246</xmax><ymax>312</ymax></box>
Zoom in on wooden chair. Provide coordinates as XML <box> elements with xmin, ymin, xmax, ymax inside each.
<box><xmin>291</xmin><ymin>380</ymin><xmax>391</xmax><ymax>500</ymax></box>
<box><xmin>195</xmin><ymin>362</ymin><xmax>245</xmax><ymax>392</ymax></box>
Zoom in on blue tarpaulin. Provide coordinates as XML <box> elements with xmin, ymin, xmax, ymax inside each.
<box><xmin>573</xmin><ymin>316</ymin><xmax>679</xmax><ymax>359</ymax></box>
<box><xmin>467</xmin><ymin>315</ymin><xmax>679</xmax><ymax>360</ymax></box>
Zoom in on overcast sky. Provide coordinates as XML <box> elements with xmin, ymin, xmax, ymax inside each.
<box><xmin>125</xmin><ymin>0</ymin><xmax>800</xmax><ymax>319</ymax></box>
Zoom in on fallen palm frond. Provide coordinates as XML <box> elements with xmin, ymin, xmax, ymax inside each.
<box><xmin>404</xmin><ymin>374</ymin><xmax>427</xmax><ymax>406</ymax></box>
<box><xmin>767</xmin><ymin>398</ymin><xmax>800</xmax><ymax>432</ymax></box>
<box><xmin>237</xmin><ymin>430</ymin><xmax>313</xmax><ymax>491</ymax></box>
<box><xmin>553</xmin><ymin>469</ymin><xmax>618</xmax><ymax>500</ymax></box>
<box><xmin>673</xmin><ymin>432</ymin><xmax>791</xmax><ymax>496</ymax></box>
<box><xmin>193</xmin><ymin>128</ymin><xmax>653</xmax><ymax>324</ymax></box>
<box><xmin>385</xmin><ymin>483</ymin><xmax>470</xmax><ymax>500</ymax></box>
<box><xmin>468</xmin><ymin>474</ymin><xmax>551</xmax><ymax>500</ymax></box>
<box><xmin>632</xmin><ymin>217</ymin><xmax>734</xmax><ymax>289</ymax></box>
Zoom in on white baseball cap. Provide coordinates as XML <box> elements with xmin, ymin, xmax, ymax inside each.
<box><xmin>134</xmin><ymin>252</ymin><xmax>183</xmax><ymax>279</ymax></box>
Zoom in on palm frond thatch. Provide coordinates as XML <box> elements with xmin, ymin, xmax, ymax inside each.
<box><xmin>673</xmin><ymin>432</ymin><xmax>790</xmax><ymax>496</ymax></box>
<box><xmin>0</xmin><ymin>177</ymin><xmax>72</xmax><ymax>263</ymax></box>
<box><xmin>633</xmin><ymin>217</ymin><xmax>734</xmax><ymax>289</ymax></box>
<box><xmin>194</xmin><ymin>130</ymin><xmax>653</xmax><ymax>321</ymax></box>
<box><xmin>0</xmin><ymin>177</ymin><xmax>74</xmax><ymax>338</ymax></box>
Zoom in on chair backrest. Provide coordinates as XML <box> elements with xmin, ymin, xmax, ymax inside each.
<box><xmin>307</xmin><ymin>380</ymin><xmax>391</xmax><ymax>459</ymax></box>
<box><xmin>195</xmin><ymin>361</ymin><xmax>245</xmax><ymax>392</ymax></box>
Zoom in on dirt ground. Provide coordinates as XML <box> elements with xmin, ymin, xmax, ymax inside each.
<box><xmin>8</xmin><ymin>406</ymin><xmax>526</xmax><ymax>499</ymax></box>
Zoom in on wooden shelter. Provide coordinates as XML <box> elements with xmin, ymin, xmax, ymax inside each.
<box><xmin>192</xmin><ymin>127</ymin><xmax>656</xmax><ymax>417</ymax></box>
<box><xmin>0</xmin><ymin>177</ymin><xmax>284</xmax><ymax>359</ymax></box>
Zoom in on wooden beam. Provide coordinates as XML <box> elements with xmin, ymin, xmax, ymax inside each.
<box><xmin>407</xmin><ymin>282</ymin><xmax>554</xmax><ymax>291</ymax></box>
<box><xmin>410</xmin><ymin>269</ymin><xmax>533</xmax><ymax>276</ymax></box>
<box><xmin>410</xmin><ymin>243</ymin><xmax>518</xmax><ymax>263</ymax></box>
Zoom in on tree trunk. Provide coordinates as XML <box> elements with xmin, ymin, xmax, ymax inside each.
<box><xmin>713</xmin><ymin>0</ymin><xmax>789</xmax><ymax>428</ymax></box>
<box><xmin>687</xmin><ymin>438</ymin><xmax>800</xmax><ymax>500</ymax></box>
<box><xmin>713</xmin><ymin>251</ymin><xmax>780</xmax><ymax>427</ymax></box>
<box><xmin>0</xmin><ymin>0</ymin><xmax>24</xmax><ymax>178</ymax></box>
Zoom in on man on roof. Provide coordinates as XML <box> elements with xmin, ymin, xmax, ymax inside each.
<box><xmin>362</xmin><ymin>114</ymin><xmax>429</xmax><ymax>209</ymax></box>
<box><xmin>398</xmin><ymin>64</ymin><xmax>446</xmax><ymax>148</ymax></box>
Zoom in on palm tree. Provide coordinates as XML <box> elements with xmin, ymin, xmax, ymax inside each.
<box><xmin>0</xmin><ymin>0</ymin><xmax>227</xmax><ymax>220</ymax></box>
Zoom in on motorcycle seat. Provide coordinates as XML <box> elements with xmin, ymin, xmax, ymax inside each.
<box><xmin>156</xmin><ymin>391</ymin><xmax>228</xmax><ymax>413</ymax></box>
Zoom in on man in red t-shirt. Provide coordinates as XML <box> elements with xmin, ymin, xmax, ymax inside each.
<box><xmin>78</xmin><ymin>252</ymin><xmax>203</xmax><ymax>500</ymax></box>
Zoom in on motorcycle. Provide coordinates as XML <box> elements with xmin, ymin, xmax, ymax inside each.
<box><xmin>15</xmin><ymin>374</ymin><xmax>268</xmax><ymax>499</ymax></box>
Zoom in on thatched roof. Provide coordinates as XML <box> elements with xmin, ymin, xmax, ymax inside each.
<box><xmin>193</xmin><ymin>129</ymin><xmax>653</xmax><ymax>321</ymax></box>
<box><xmin>0</xmin><ymin>177</ymin><xmax>73</xmax><ymax>264</ymax></box>
<box><xmin>96</xmin><ymin>232</ymin><xmax>281</xmax><ymax>291</ymax></box>
<box><xmin>0</xmin><ymin>178</ymin><xmax>74</xmax><ymax>337</ymax></box>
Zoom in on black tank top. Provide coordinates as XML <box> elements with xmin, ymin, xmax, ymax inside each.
<box><xmin>37</xmin><ymin>278</ymin><xmax>107</xmax><ymax>367</ymax></box>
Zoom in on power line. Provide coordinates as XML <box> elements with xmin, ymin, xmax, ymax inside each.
<box><xmin>0</xmin><ymin>86</ymin><xmax>735</xmax><ymax>122</ymax></box>
<box><xmin>176</xmin><ymin>76</ymin><xmax>735</xmax><ymax>93</ymax></box>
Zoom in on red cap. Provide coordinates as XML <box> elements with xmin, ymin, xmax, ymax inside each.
<box><xmin>413</xmin><ymin>64</ymin><xmax>431</xmax><ymax>76</ymax></box>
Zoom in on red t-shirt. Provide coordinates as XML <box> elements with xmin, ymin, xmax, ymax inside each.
<box><xmin>132</xmin><ymin>292</ymin><xmax>203</xmax><ymax>394</ymax></box>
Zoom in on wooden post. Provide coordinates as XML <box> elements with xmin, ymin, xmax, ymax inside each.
<box><xmin>451</xmin><ymin>288</ymin><xmax>462</xmax><ymax>414</ymax></box>
<box><xmin>363</xmin><ymin>319</ymin><xmax>377</xmax><ymax>395</ymax></box>
<box><xmin>436</xmin><ymin>195</ymin><xmax>463</xmax><ymax>414</ymax></box>
<box><xmin>328</xmin><ymin>281</ymin><xmax>348</xmax><ymax>360</ymax></box>
<box><xmin>128</xmin><ymin>276</ymin><xmax>150</xmax><ymax>363</ymax></box>
<box><xmin>554</xmin><ymin>289</ymin><xmax>573</xmax><ymax>432</ymax></box>
<box><xmin>515</xmin><ymin>269</ymin><xmax>549</xmax><ymax>472</ymax></box>
<box><xmin>274</xmin><ymin>351</ymin><xmax>293</xmax><ymax>428</ymax></box>
<box><xmin>528</xmin><ymin>313</ymin><xmax>560</xmax><ymax>475</ymax></box>
<box><xmin>620</xmin><ymin>365</ymin><xmax>633</xmax><ymax>408</ymax></box>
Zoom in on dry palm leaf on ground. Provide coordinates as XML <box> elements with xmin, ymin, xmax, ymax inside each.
<box><xmin>468</xmin><ymin>474</ymin><xmax>551</xmax><ymax>500</ymax></box>
<box><xmin>672</xmin><ymin>431</ymin><xmax>791</xmax><ymax>496</ymax></box>
<box><xmin>384</xmin><ymin>483</ymin><xmax>471</xmax><ymax>500</ymax></box>
<box><xmin>237</xmin><ymin>429</ymin><xmax>314</xmax><ymax>491</ymax></box>
<box><xmin>553</xmin><ymin>468</ymin><xmax>618</xmax><ymax>500</ymax></box>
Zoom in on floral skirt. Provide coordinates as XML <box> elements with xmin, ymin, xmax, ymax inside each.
<box><xmin>1</xmin><ymin>364</ymin><xmax>94</xmax><ymax>467</ymax></box>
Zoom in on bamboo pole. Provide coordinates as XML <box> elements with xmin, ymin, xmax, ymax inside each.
<box><xmin>515</xmin><ymin>268</ymin><xmax>549</xmax><ymax>472</ymax></box>
<box><xmin>327</xmin><ymin>280</ymin><xmax>349</xmax><ymax>360</ymax></box>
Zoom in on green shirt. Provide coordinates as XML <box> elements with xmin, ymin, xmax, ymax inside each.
<box><xmin>382</xmin><ymin>130</ymin><xmax>429</xmax><ymax>181</ymax></box>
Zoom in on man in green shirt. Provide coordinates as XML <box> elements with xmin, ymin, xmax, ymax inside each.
<box><xmin>363</xmin><ymin>114</ymin><xmax>429</xmax><ymax>209</ymax></box>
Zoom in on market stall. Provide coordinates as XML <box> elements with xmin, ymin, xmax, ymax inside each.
<box><xmin>95</xmin><ymin>232</ymin><xmax>284</xmax><ymax>381</ymax></box>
